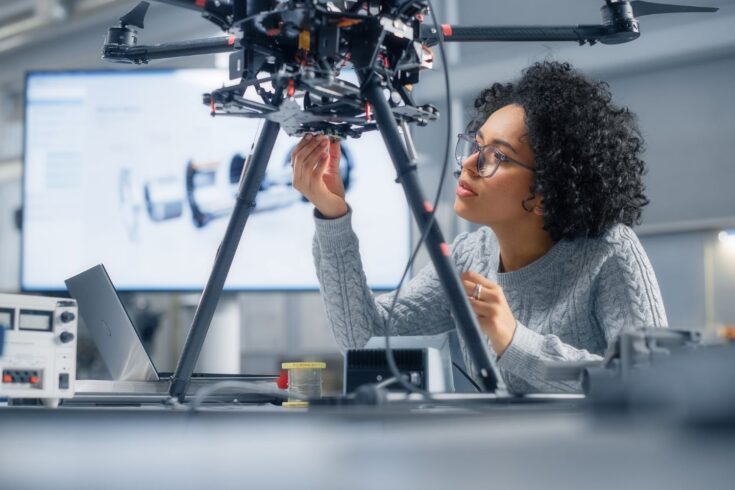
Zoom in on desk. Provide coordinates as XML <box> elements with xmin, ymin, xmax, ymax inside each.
<box><xmin>1</xmin><ymin>401</ymin><xmax>733</xmax><ymax>490</ymax></box>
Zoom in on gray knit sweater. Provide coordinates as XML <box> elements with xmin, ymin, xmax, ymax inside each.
<box><xmin>312</xmin><ymin>209</ymin><xmax>668</xmax><ymax>394</ymax></box>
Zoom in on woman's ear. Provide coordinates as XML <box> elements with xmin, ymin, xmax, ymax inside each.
<box><xmin>522</xmin><ymin>193</ymin><xmax>544</xmax><ymax>215</ymax></box>
<box><xmin>533</xmin><ymin>200</ymin><xmax>544</xmax><ymax>216</ymax></box>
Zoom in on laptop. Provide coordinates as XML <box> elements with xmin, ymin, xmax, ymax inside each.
<box><xmin>66</xmin><ymin>264</ymin><xmax>161</xmax><ymax>382</ymax></box>
<box><xmin>65</xmin><ymin>264</ymin><xmax>275</xmax><ymax>385</ymax></box>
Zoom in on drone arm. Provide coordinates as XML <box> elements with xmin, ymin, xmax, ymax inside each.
<box><xmin>151</xmin><ymin>0</ymin><xmax>204</xmax><ymax>11</ymax></box>
<box><xmin>420</xmin><ymin>24</ymin><xmax>612</xmax><ymax>46</ymax></box>
<box><xmin>104</xmin><ymin>36</ymin><xmax>237</xmax><ymax>64</ymax></box>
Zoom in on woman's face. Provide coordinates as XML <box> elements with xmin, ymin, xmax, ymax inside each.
<box><xmin>453</xmin><ymin>103</ymin><xmax>539</xmax><ymax>227</ymax></box>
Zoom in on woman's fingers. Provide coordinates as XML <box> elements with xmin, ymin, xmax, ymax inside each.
<box><xmin>304</xmin><ymin>141</ymin><xmax>329</xmax><ymax>190</ymax></box>
<box><xmin>466</xmin><ymin>295</ymin><xmax>492</xmax><ymax>319</ymax></box>
<box><xmin>461</xmin><ymin>279</ymin><xmax>476</xmax><ymax>298</ymax></box>
<box><xmin>461</xmin><ymin>270</ymin><xmax>497</xmax><ymax>288</ymax></box>
<box><xmin>293</xmin><ymin>135</ymin><xmax>322</xmax><ymax>162</ymax></box>
<box><xmin>327</xmin><ymin>138</ymin><xmax>341</xmax><ymax>166</ymax></box>
<box><xmin>293</xmin><ymin>137</ymin><xmax>325</xmax><ymax>169</ymax></box>
<box><xmin>306</xmin><ymin>153</ymin><xmax>329</xmax><ymax>194</ymax></box>
<box><xmin>461</xmin><ymin>277</ymin><xmax>500</xmax><ymax>301</ymax></box>
<box><xmin>302</xmin><ymin>137</ymin><xmax>329</xmax><ymax>169</ymax></box>
<box><xmin>291</xmin><ymin>134</ymin><xmax>316</xmax><ymax>162</ymax></box>
<box><xmin>293</xmin><ymin>135</ymin><xmax>326</xmax><ymax>189</ymax></box>
<box><xmin>292</xmin><ymin>134</ymin><xmax>310</xmax><ymax>152</ymax></box>
<box><xmin>312</xmin><ymin>151</ymin><xmax>329</xmax><ymax>175</ymax></box>
<box><xmin>292</xmin><ymin>135</ymin><xmax>314</xmax><ymax>185</ymax></box>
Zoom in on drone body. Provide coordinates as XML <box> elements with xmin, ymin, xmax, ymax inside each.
<box><xmin>105</xmin><ymin>1</ymin><xmax>439</xmax><ymax>138</ymax></box>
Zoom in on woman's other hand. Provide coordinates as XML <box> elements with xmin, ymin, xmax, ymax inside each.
<box><xmin>460</xmin><ymin>271</ymin><xmax>517</xmax><ymax>356</ymax></box>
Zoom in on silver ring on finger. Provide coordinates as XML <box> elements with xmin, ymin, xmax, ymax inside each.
<box><xmin>473</xmin><ymin>283</ymin><xmax>482</xmax><ymax>301</ymax></box>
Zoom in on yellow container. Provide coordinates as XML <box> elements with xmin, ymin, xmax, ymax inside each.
<box><xmin>281</xmin><ymin>362</ymin><xmax>326</xmax><ymax>408</ymax></box>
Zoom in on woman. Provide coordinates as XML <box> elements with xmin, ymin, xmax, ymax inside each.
<box><xmin>291</xmin><ymin>61</ymin><xmax>668</xmax><ymax>393</ymax></box>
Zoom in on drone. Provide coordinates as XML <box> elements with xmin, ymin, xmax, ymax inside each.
<box><xmin>103</xmin><ymin>0</ymin><xmax>718</xmax><ymax>139</ymax></box>
<box><xmin>100</xmin><ymin>0</ymin><xmax>717</xmax><ymax>401</ymax></box>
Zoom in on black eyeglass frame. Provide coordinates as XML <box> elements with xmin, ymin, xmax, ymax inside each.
<box><xmin>455</xmin><ymin>133</ymin><xmax>535</xmax><ymax>178</ymax></box>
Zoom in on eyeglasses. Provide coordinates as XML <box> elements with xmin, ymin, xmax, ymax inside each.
<box><xmin>455</xmin><ymin>133</ymin><xmax>535</xmax><ymax>178</ymax></box>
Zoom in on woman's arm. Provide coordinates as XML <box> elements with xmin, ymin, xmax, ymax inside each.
<box><xmin>313</xmin><ymin>208</ymin><xmax>463</xmax><ymax>351</ymax></box>
<box><xmin>495</xmin><ymin>321</ymin><xmax>605</xmax><ymax>393</ymax></box>
<box><xmin>592</xmin><ymin>226</ymin><xmax>669</xmax><ymax>338</ymax></box>
<box><xmin>496</xmin><ymin>226</ymin><xmax>668</xmax><ymax>394</ymax></box>
<box><xmin>291</xmin><ymin>134</ymin><xmax>460</xmax><ymax>351</ymax></box>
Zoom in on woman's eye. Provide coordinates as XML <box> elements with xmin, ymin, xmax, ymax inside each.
<box><xmin>494</xmin><ymin>150</ymin><xmax>507</xmax><ymax>163</ymax></box>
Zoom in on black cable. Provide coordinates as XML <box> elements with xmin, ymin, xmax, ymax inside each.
<box><xmin>359</xmin><ymin>29</ymin><xmax>388</xmax><ymax>91</ymax></box>
<box><xmin>381</xmin><ymin>0</ymin><xmax>454</xmax><ymax>399</ymax></box>
<box><xmin>186</xmin><ymin>380</ymin><xmax>296</xmax><ymax>412</ymax></box>
<box><xmin>452</xmin><ymin>361</ymin><xmax>482</xmax><ymax>393</ymax></box>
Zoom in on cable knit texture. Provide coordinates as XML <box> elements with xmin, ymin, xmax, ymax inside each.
<box><xmin>313</xmin><ymin>209</ymin><xmax>668</xmax><ymax>394</ymax></box>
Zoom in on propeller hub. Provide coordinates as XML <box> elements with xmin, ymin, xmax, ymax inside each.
<box><xmin>106</xmin><ymin>26</ymin><xmax>138</xmax><ymax>48</ymax></box>
<box><xmin>103</xmin><ymin>26</ymin><xmax>139</xmax><ymax>64</ymax></box>
<box><xmin>599</xmin><ymin>0</ymin><xmax>640</xmax><ymax>44</ymax></box>
<box><xmin>601</xmin><ymin>1</ymin><xmax>635</xmax><ymax>26</ymax></box>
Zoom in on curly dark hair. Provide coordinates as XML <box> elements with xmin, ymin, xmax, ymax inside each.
<box><xmin>469</xmin><ymin>61</ymin><xmax>649</xmax><ymax>241</ymax></box>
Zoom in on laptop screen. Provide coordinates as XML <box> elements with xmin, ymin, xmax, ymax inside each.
<box><xmin>65</xmin><ymin>264</ymin><xmax>159</xmax><ymax>381</ymax></box>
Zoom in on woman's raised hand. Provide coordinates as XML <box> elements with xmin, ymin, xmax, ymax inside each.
<box><xmin>291</xmin><ymin>134</ymin><xmax>348</xmax><ymax>219</ymax></box>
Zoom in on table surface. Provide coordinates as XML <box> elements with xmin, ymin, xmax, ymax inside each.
<box><xmin>1</xmin><ymin>397</ymin><xmax>734</xmax><ymax>490</ymax></box>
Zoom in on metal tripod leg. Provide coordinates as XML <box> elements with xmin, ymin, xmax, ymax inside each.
<box><xmin>169</xmin><ymin>119</ymin><xmax>282</xmax><ymax>401</ymax></box>
<box><xmin>362</xmin><ymin>77</ymin><xmax>498</xmax><ymax>392</ymax></box>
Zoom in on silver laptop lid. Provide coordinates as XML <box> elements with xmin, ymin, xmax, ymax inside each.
<box><xmin>65</xmin><ymin>264</ymin><xmax>159</xmax><ymax>382</ymax></box>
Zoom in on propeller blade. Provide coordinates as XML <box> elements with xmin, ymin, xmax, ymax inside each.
<box><xmin>120</xmin><ymin>1</ymin><xmax>150</xmax><ymax>29</ymax></box>
<box><xmin>630</xmin><ymin>1</ymin><xmax>718</xmax><ymax>17</ymax></box>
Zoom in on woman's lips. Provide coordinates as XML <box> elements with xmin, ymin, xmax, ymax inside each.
<box><xmin>456</xmin><ymin>180</ymin><xmax>477</xmax><ymax>198</ymax></box>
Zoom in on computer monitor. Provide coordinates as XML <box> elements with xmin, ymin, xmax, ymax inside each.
<box><xmin>22</xmin><ymin>69</ymin><xmax>411</xmax><ymax>291</ymax></box>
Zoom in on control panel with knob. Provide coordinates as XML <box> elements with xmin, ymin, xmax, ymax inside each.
<box><xmin>0</xmin><ymin>294</ymin><xmax>77</xmax><ymax>405</ymax></box>
<box><xmin>60</xmin><ymin>311</ymin><xmax>76</xmax><ymax>323</ymax></box>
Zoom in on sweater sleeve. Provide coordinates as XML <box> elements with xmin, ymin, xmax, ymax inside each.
<box><xmin>496</xmin><ymin>225</ymin><xmax>668</xmax><ymax>394</ymax></box>
<box><xmin>313</xmin><ymin>207</ymin><xmax>468</xmax><ymax>352</ymax></box>
<box><xmin>592</xmin><ymin>226</ymin><xmax>669</xmax><ymax>334</ymax></box>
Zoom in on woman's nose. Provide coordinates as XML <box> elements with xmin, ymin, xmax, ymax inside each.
<box><xmin>461</xmin><ymin>152</ymin><xmax>479</xmax><ymax>176</ymax></box>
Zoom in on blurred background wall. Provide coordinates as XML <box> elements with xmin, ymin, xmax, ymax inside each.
<box><xmin>0</xmin><ymin>0</ymin><xmax>733</xmax><ymax>387</ymax></box>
